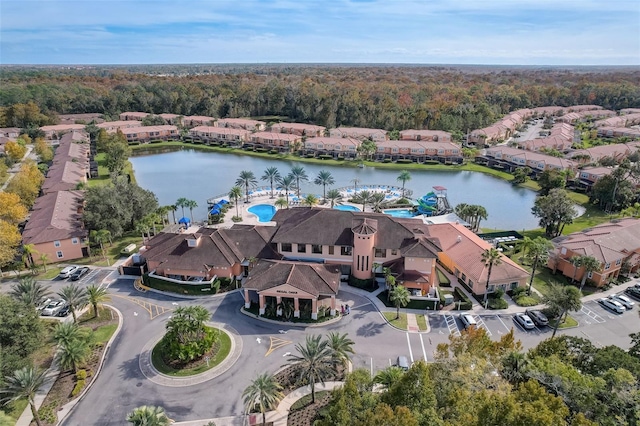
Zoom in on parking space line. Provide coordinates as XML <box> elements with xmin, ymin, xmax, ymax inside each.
<box><xmin>581</xmin><ymin>305</ymin><xmax>605</xmax><ymax>323</ymax></box>
<box><xmin>495</xmin><ymin>315</ymin><xmax>511</xmax><ymax>333</ymax></box>
<box><xmin>510</xmin><ymin>316</ymin><xmax>525</xmax><ymax>332</ymax></box>
<box><xmin>406</xmin><ymin>332</ymin><xmax>414</xmax><ymax>363</ymax></box>
<box><xmin>473</xmin><ymin>315</ymin><xmax>492</xmax><ymax>337</ymax></box>
<box><xmin>444</xmin><ymin>314</ymin><xmax>460</xmax><ymax>337</ymax></box>
<box><xmin>419</xmin><ymin>334</ymin><xmax>427</xmax><ymax>362</ymax></box>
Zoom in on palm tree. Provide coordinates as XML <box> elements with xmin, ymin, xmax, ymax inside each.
<box><xmin>289</xmin><ymin>166</ymin><xmax>309</xmax><ymax>197</ymax></box>
<box><xmin>501</xmin><ymin>351</ymin><xmax>529</xmax><ymax>384</ymax></box>
<box><xmin>577</xmin><ymin>255</ymin><xmax>602</xmax><ymax>291</ymax></box>
<box><xmin>0</xmin><ymin>366</ymin><xmax>47</xmax><ymax>426</ymax></box>
<box><xmin>58</xmin><ymin>283</ymin><xmax>88</xmax><ymax>323</ymax></box>
<box><xmin>275</xmin><ymin>197</ymin><xmax>288</xmax><ymax>210</ymax></box>
<box><xmin>21</xmin><ymin>243</ymin><xmax>38</xmax><ymax>271</ymax></box>
<box><xmin>170</xmin><ymin>205</ymin><xmax>178</xmax><ymax>224</ymax></box>
<box><xmin>58</xmin><ymin>339</ymin><xmax>90</xmax><ymax>373</ymax></box>
<box><xmin>302</xmin><ymin>194</ymin><xmax>319</xmax><ymax>207</ymax></box>
<box><xmin>373</xmin><ymin>366</ymin><xmax>405</xmax><ymax>390</ymax></box>
<box><xmin>39</xmin><ymin>253</ymin><xmax>49</xmax><ymax>272</ymax></box>
<box><xmin>86</xmin><ymin>285</ymin><xmax>111</xmax><ymax>318</ymax></box>
<box><xmin>185</xmin><ymin>199</ymin><xmax>198</xmax><ymax>223</ymax></box>
<box><xmin>353</xmin><ymin>190</ymin><xmax>373</xmax><ymax>211</ymax></box>
<box><xmin>52</xmin><ymin>322</ymin><xmax>87</xmax><ymax>347</ymax></box>
<box><xmin>325</xmin><ymin>189</ymin><xmax>343</xmax><ymax>208</ymax></box>
<box><xmin>350</xmin><ymin>178</ymin><xmax>360</xmax><ymax>192</ymax></box>
<box><xmin>519</xmin><ymin>236</ymin><xmax>535</xmax><ymax>262</ymax></box>
<box><xmin>135</xmin><ymin>221</ymin><xmax>151</xmax><ymax>245</ymax></box>
<box><xmin>156</xmin><ymin>205</ymin><xmax>171</xmax><ymax>225</ymax></box>
<box><xmin>229</xmin><ymin>186</ymin><xmax>243</xmax><ymax>218</ymax></box>
<box><xmin>276</xmin><ymin>174</ymin><xmax>296</xmax><ymax>204</ymax></box>
<box><xmin>470</xmin><ymin>205</ymin><xmax>488</xmax><ymax>232</ymax></box>
<box><xmin>481</xmin><ymin>248</ymin><xmax>502</xmax><ymax>307</ymax></box>
<box><xmin>126</xmin><ymin>405</ymin><xmax>173</xmax><ymax>426</ymax></box>
<box><xmin>175</xmin><ymin>197</ymin><xmax>189</xmax><ymax>218</ymax></box>
<box><xmin>544</xmin><ymin>284</ymin><xmax>582</xmax><ymax>338</ymax></box>
<box><xmin>10</xmin><ymin>276</ymin><xmax>51</xmax><ymax>308</ymax></box>
<box><xmin>397</xmin><ymin>170</ymin><xmax>411</xmax><ymax>198</ymax></box>
<box><xmin>261</xmin><ymin>167</ymin><xmax>281</xmax><ymax>199</ymax></box>
<box><xmin>314</xmin><ymin>170</ymin><xmax>335</xmax><ymax>201</ymax></box>
<box><xmin>242</xmin><ymin>373</ymin><xmax>284</xmax><ymax>426</ymax></box>
<box><xmin>525</xmin><ymin>237</ymin><xmax>553</xmax><ymax>295</ymax></box>
<box><xmin>389</xmin><ymin>285</ymin><xmax>410</xmax><ymax>320</ymax></box>
<box><xmin>90</xmin><ymin>229</ymin><xmax>111</xmax><ymax>263</ymax></box>
<box><xmin>326</xmin><ymin>332</ymin><xmax>355</xmax><ymax>372</ymax></box>
<box><xmin>288</xmin><ymin>335</ymin><xmax>333</xmax><ymax>403</ymax></box>
<box><xmin>236</xmin><ymin>170</ymin><xmax>258</xmax><ymax>203</ymax></box>
<box><xmin>368</xmin><ymin>192</ymin><xmax>388</xmax><ymax>213</ymax></box>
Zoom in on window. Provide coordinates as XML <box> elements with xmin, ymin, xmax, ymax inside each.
<box><xmin>71</xmin><ymin>238</ymin><xmax>79</xmax><ymax>244</ymax></box>
<box><xmin>375</xmin><ymin>248</ymin><xmax>386</xmax><ymax>258</ymax></box>
<box><xmin>341</xmin><ymin>246</ymin><xmax>352</xmax><ymax>256</ymax></box>
<box><xmin>56</xmin><ymin>251</ymin><xmax>63</xmax><ymax>259</ymax></box>
<box><xmin>461</xmin><ymin>273</ymin><xmax>467</xmax><ymax>282</ymax></box>
<box><xmin>312</xmin><ymin>244</ymin><xmax>322</xmax><ymax>254</ymax></box>
<box><xmin>587</xmin><ymin>271</ymin><xmax>593</xmax><ymax>278</ymax></box>
<box><xmin>561</xmin><ymin>247</ymin><xmax>567</xmax><ymax>255</ymax></box>
<box><xmin>605</xmin><ymin>262</ymin><xmax>611</xmax><ymax>270</ymax></box>
<box><xmin>297</xmin><ymin>244</ymin><xmax>306</xmax><ymax>253</ymax></box>
<box><xmin>391</xmin><ymin>249</ymin><xmax>398</xmax><ymax>256</ymax></box>
<box><xmin>54</xmin><ymin>240</ymin><xmax>61</xmax><ymax>247</ymax></box>
<box><xmin>616</xmin><ymin>259</ymin><xmax>621</xmax><ymax>265</ymax></box>
<box><xmin>281</xmin><ymin>243</ymin><xmax>292</xmax><ymax>252</ymax></box>
<box><xmin>510</xmin><ymin>282</ymin><xmax>518</xmax><ymax>290</ymax></box>
<box><xmin>488</xmin><ymin>284</ymin><xmax>495</xmax><ymax>292</ymax></box>
<box><xmin>328</xmin><ymin>246</ymin><xmax>335</xmax><ymax>255</ymax></box>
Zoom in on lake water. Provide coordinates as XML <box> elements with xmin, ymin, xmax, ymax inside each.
<box><xmin>129</xmin><ymin>148</ymin><xmax>540</xmax><ymax>230</ymax></box>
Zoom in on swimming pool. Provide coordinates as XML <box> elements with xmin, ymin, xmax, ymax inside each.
<box><xmin>383</xmin><ymin>209</ymin><xmax>417</xmax><ymax>218</ymax></box>
<box><xmin>334</xmin><ymin>205</ymin><xmax>361</xmax><ymax>212</ymax></box>
<box><xmin>248</xmin><ymin>204</ymin><xmax>277</xmax><ymax>222</ymax></box>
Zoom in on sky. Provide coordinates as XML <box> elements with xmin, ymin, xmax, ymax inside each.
<box><xmin>1</xmin><ymin>0</ymin><xmax>638</xmax><ymax>65</ymax></box>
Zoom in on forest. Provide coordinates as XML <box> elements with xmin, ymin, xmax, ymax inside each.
<box><xmin>1</xmin><ymin>65</ymin><xmax>639</xmax><ymax>133</ymax></box>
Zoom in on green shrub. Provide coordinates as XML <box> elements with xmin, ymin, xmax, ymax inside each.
<box><xmin>488</xmin><ymin>298</ymin><xmax>508</xmax><ymax>310</ymax></box>
<box><xmin>231</xmin><ymin>216</ymin><xmax>243</xmax><ymax>222</ymax></box>
<box><xmin>348</xmin><ymin>275</ymin><xmax>377</xmax><ymax>292</ymax></box>
<box><xmin>75</xmin><ymin>369</ymin><xmax>87</xmax><ymax>380</ymax></box>
<box><xmin>436</xmin><ymin>268</ymin><xmax>451</xmax><ymax>286</ymax></box>
<box><xmin>71</xmin><ymin>379</ymin><xmax>85</xmax><ymax>397</ymax></box>
<box><xmin>396</xmin><ymin>159</ymin><xmax>413</xmax><ymax>164</ymax></box>
<box><xmin>382</xmin><ymin>158</ymin><xmax>392</xmax><ymax>163</ymax></box>
<box><xmin>269</xmin><ymin>150</ymin><xmax>279</xmax><ymax>154</ymax></box>
<box><xmin>319</xmin><ymin>155</ymin><xmax>333</xmax><ymax>159</ymax></box>
<box><xmin>514</xmin><ymin>295</ymin><xmax>540</xmax><ymax>307</ymax></box>
<box><xmin>256</xmin><ymin>148</ymin><xmax>269</xmax><ymax>153</ymax></box>
<box><xmin>149</xmin><ymin>139</ymin><xmax>163</xmax><ymax>144</ymax></box>
<box><xmin>423</xmin><ymin>160</ymin><xmax>441</xmax><ymax>165</ymax></box>
<box><xmin>159</xmin><ymin>326</ymin><xmax>217</xmax><ymax>365</ymax></box>
<box><xmin>453</xmin><ymin>288</ymin><xmax>472</xmax><ymax>310</ymax></box>
<box><xmin>38</xmin><ymin>401</ymin><xmax>59</xmax><ymax>424</ymax></box>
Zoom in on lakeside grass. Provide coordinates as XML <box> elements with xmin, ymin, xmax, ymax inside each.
<box><xmin>87</xmin><ymin>153</ymin><xmax>135</xmax><ymax>187</ymax></box>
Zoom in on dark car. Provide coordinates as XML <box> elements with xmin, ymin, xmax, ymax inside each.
<box><xmin>57</xmin><ymin>305</ymin><xmax>71</xmax><ymax>317</ymax></box>
<box><xmin>70</xmin><ymin>267</ymin><xmax>90</xmax><ymax>281</ymax></box>
<box><xmin>625</xmin><ymin>286</ymin><xmax>640</xmax><ymax>301</ymax></box>
<box><xmin>525</xmin><ymin>309</ymin><xmax>549</xmax><ymax>327</ymax></box>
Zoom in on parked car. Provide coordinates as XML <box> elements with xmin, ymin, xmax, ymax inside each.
<box><xmin>610</xmin><ymin>294</ymin><xmax>635</xmax><ymax>310</ymax></box>
<box><xmin>624</xmin><ymin>286</ymin><xmax>640</xmax><ymax>300</ymax></box>
<box><xmin>57</xmin><ymin>305</ymin><xmax>71</xmax><ymax>317</ymax></box>
<box><xmin>459</xmin><ymin>313</ymin><xmax>477</xmax><ymax>330</ymax></box>
<box><xmin>397</xmin><ymin>356</ymin><xmax>410</xmax><ymax>371</ymax></box>
<box><xmin>36</xmin><ymin>298</ymin><xmax>52</xmax><ymax>312</ymax></box>
<box><xmin>41</xmin><ymin>300</ymin><xmax>68</xmax><ymax>316</ymax></box>
<box><xmin>514</xmin><ymin>313</ymin><xmax>535</xmax><ymax>330</ymax></box>
<box><xmin>58</xmin><ymin>265</ymin><xmax>78</xmax><ymax>279</ymax></box>
<box><xmin>598</xmin><ymin>297</ymin><xmax>625</xmax><ymax>314</ymax></box>
<box><xmin>70</xmin><ymin>266</ymin><xmax>90</xmax><ymax>281</ymax></box>
<box><xmin>525</xmin><ymin>309</ymin><xmax>549</xmax><ymax>327</ymax></box>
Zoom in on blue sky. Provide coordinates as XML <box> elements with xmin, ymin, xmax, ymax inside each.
<box><xmin>1</xmin><ymin>0</ymin><xmax>638</xmax><ymax>65</ymax></box>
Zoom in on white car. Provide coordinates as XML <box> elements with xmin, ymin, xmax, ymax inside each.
<box><xmin>610</xmin><ymin>294</ymin><xmax>635</xmax><ymax>310</ymax></box>
<box><xmin>58</xmin><ymin>265</ymin><xmax>78</xmax><ymax>279</ymax></box>
<box><xmin>41</xmin><ymin>300</ymin><xmax>68</xmax><ymax>316</ymax></box>
<box><xmin>36</xmin><ymin>298</ymin><xmax>52</xmax><ymax>312</ymax></box>
<box><xmin>514</xmin><ymin>313</ymin><xmax>535</xmax><ymax>330</ymax></box>
<box><xmin>459</xmin><ymin>313</ymin><xmax>477</xmax><ymax>329</ymax></box>
<box><xmin>598</xmin><ymin>297</ymin><xmax>625</xmax><ymax>314</ymax></box>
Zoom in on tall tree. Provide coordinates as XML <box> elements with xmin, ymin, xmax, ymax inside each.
<box><xmin>276</xmin><ymin>174</ymin><xmax>296</xmax><ymax>204</ymax></box>
<box><xmin>314</xmin><ymin>170</ymin><xmax>335</xmax><ymax>201</ymax></box>
<box><xmin>242</xmin><ymin>373</ymin><xmax>284</xmax><ymax>426</ymax></box>
<box><xmin>274</xmin><ymin>197</ymin><xmax>288</xmax><ymax>210</ymax></box>
<box><xmin>236</xmin><ymin>170</ymin><xmax>258</xmax><ymax>203</ymax></box>
<box><xmin>86</xmin><ymin>285</ymin><xmax>111</xmax><ymax>318</ymax></box>
<box><xmin>326</xmin><ymin>332</ymin><xmax>356</xmax><ymax>372</ymax></box>
<box><xmin>368</xmin><ymin>192</ymin><xmax>388</xmax><ymax>213</ymax></box>
<box><xmin>544</xmin><ymin>284</ymin><xmax>582</xmax><ymax>338</ymax></box>
<box><xmin>325</xmin><ymin>189</ymin><xmax>343</xmax><ymax>208</ymax></box>
<box><xmin>0</xmin><ymin>295</ymin><xmax>45</xmax><ymax>378</ymax></box>
<box><xmin>302</xmin><ymin>194</ymin><xmax>319</xmax><ymax>207</ymax></box>
<box><xmin>58</xmin><ymin>339</ymin><xmax>90</xmax><ymax>373</ymax></box>
<box><xmin>389</xmin><ymin>285</ymin><xmax>411</xmax><ymax>320</ymax></box>
<box><xmin>58</xmin><ymin>283</ymin><xmax>88</xmax><ymax>323</ymax></box>
<box><xmin>525</xmin><ymin>237</ymin><xmax>554</xmax><ymax>295</ymax></box>
<box><xmin>104</xmin><ymin>130</ymin><xmax>132</xmax><ymax>176</ymax></box>
<box><xmin>531</xmin><ymin>188</ymin><xmax>576</xmax><ymax>237</ymax></box>
<box><xmin>0</xmin><ymin>192</ymin><xmax>27</xmax><ymax>224</ymax></box>
<box><xmin>373</xmin><ymin>366</ymin><xmax>406</xmax><ymax>390</ymax></box>
<box><xmin>577</xmin><ymin>255</ymin><xmax>602</xmax><ymax>291</ymax></box>
<box><xmin>261</xmin><ymin>166</ymin><xmax>281</xmax><ymax>199</ymax></box>
<box><xmin>126</xmin><ymin>405</ymin><xmax>172</xmax><ymax>426</ymax></box>
<box><xmin>185</xmin><ymin>199</ymin><xmax>198</xmax><ymax>223</ymax></box>
<box><xmin>52</xmin><ymin>322</ymin><xmax>87</xmax><ymax>348</ymax></box>
<box><xmin>481</xmin><ymin>248</ymin><xmax>502</xmax><ymax>306</ymax></box>
<box><xmin>397</xmin><ymin>170</ymin><xmax>412</xmax><ymax>198</ymax></box>
<box><xmin>289</xmin><ymin>166</ymin><xmax>309</xmax><ymax>197</ymax></box>
<box><xmin>10</xmin><ymin>276</ymin><xmax>51</xmax><ymax>308</ymax></box>
<box><xmin>353</xmin><ymin>190</ymin><xmax>373</xmax><ymax>211</ymax></box>
<box><xmin>0</xmin><ymin>365</ymin><xmax>47</xmax><ymax>426</ymax></box>
<box><xmin>90</xmin><ymin>229</ymin><xmax>111</xmax><ymax>263</ymax></box>
<box><xmin>288</xmin><ymin>335</ymin><xmax>334</xmax><ymax>403</ymax></box>
<box><xmin>228</xmin><ymin>186</ymin><xmax>243</xmax><ymax>218</ymax></box>
<box><xmin>175</xmin><ymin>197</ymin><xmax>189</xmax><ymax>218</ymax></box>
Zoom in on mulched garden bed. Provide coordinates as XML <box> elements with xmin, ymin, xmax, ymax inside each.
<box><xmin>287</xmin><ymin>391</ymin><xmax>332</xmax><ymax>426</ymax></box>
<box><xmin>31</xmin><ymin>307</ymin><xmax>118</xmax><ymax>426</ymax></box>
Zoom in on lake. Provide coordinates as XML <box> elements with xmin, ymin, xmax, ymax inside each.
<box><xmin>129</xmin><ymin>148</ymin><xmax>541</xmax><ymax>230</ymax></box>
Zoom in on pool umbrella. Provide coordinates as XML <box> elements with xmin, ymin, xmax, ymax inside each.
<box><xmin>219</xmin><ymin>199</ymin><xmax>229</xmax><ymax>205</ymax></box>
<box><xmin>209</xmin><ymin>208</ymin><xmax>220</xmax><ymax>215</ymax></box>
<box><xmin>178</xmin><ymin>217</ymin><xmax>190</xmax><ymax>224</ymax></box>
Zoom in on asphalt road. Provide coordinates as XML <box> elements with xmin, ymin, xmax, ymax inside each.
<box><xmin>59</xmin><ymin>278</ymin><xmax>640</xmax><ymax>425</ymax></box>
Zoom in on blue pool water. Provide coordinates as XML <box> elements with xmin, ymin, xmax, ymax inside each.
<box><xmin>383</xmin><ymin>209</ymin><xmax>417</xmax><ymax>218</ymax></box>
<box><xmin>334</xmin><ymin>205</ymin><xmax>361</xmax><ymax>212</ymax></box>
<box><xmin>248</xmin><ymin>204</ymin><xmax>277</xmax><ymax>222</ymax></box>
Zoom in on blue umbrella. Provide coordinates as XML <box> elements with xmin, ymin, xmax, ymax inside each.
<box><xmin>178</xmin><ymin>217</ymin><xmax>190</xmax><ymax>224</ymax></box>
<box><xmin>219</xmin><ymin>199</ymin><xmax>229</xmax><ymax>205</ymax></box>
<box><xmin>209</xmin><ymin>208</ymin><xmax>220</xmax><ymax>215</ymax></box>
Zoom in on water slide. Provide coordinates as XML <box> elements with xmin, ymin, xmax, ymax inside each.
<box><xmin>416</xmin><ymin>192</ymin><xmax>438</xmax><ymax>215</ymax></box>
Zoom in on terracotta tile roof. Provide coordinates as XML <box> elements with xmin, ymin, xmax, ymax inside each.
<box><xmin>97</xmin><ymin>120</ymin><xmax>142</xmax><ymax>130</ymax></box>
<box><xmin>40</xmin><ymin>124</ymin><xmax>86</xmax><ymax>133</ymax></box>
<box><xmin>486</xmin><ymin>146</ymin><xmax>577</xmax><ymax>169</ymax></box>
<box><xmin>22</xmin><ymin>190</ymin><xmax>86</xmax><ymax>244</ymax></box>
<box><xmin>243</xmin><ymin>260</ymin><xmax>340</xmax><ymax>296</ymax></box>
<box><xmin>329</xmin><ymin>127</ymin><xmax>387</xmax><ymax>139</ymax></box>
<box><xmin>377</xmin><ymin>140</ymin><xmax>460</xmax><ymax>152</ymax></box>
<box><xmin>58</xmin><ymin>131</ymin><xmax>89</xmax><ymax>144</ymax></box>
<box><xmin>216</xmin><ymin>118</ymin><xmax>266</xmax><ymax>128</ymax></box>
<box><xmin>42</xmin><ymin>161</ymin><xmax>86</xmax><ymax>194</ymax></box>
<box><xmin>427</xmin><ymin>223</ymin><xmax>528</xmax><ymax>284</ymax></box>
<box><xmin>117</xmin><ymin>125</ymin><xmax>178</xmax><ymax>135</ymax></box>
<box><xmin>400</xmin><ymin>130</ymin><xmax>452</xmax><ymax>140</ymax></box>
<box><xmin>119</xmin><ymin>112</ymin><xmax>150</xmax><ymax>119</ymax></box>
<box><xmin>271</xmin><ymin>123</ymin><xmax>325</xmax><ymax>133</ymax></box>
<box><xmin>305</xmin><ymin>137</ymin><xmax>360</xmax><ymax>147</ymax></box>
<box><xmin>251</xmin><ymin>132</ymin><xmax>301</xmax><ymax>142</ymax></box>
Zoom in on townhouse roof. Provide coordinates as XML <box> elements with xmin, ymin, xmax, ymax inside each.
<box><xmin>57</xmin><ymin>113</ymin><xmax>104</xmax><ymax>124</ymax></box>
<box><xmin>377</xmin><ymin>140</ymin><xmax>460</xmax><ymax>151</ymax></box>
<box><xmin>426</xmin><ymin>222</ymin><xmax>529</xmax><ymax>284</ymax></box>
<box><xmin>531</xmin><ymin>106</ymin><xmax>565</xmax><ymax>116</ymax></box>
<box><xmin>97</xmin><ymin>120</ymin><xmax>142</xmax><ymax>129</ymax></box>
<box><xmin>159</xmin><ymin>113</ymin><xmax>180</xmax><ymax>120</ymax></box>
<box><xmin>486</xmin><ymin>146</ymin><xmax>577</xmax><ymax>169</ymax></box>
<box><xmin>243</xmin><ymin>260</ymin><xmax>340</xmax><ymax>297</ymax></box>
<box><xmin>330</xmin><ymin>127</ymin><xmax>387</xmax><ymax>138</ymax></box>
<box><xmin>251</xmin><ymin>132</ymin><xmax>301</xmax><ymax>141</ymax></box>
<box><xmin>271</xmin><ymin>122</ymin><xmax>326</xmax><ymax>133</ymax></box>
<box><xmin>621</xmin><ymin>108</ymin><xmax>640</xmax><ymax>115</ymax></box>
<box><xmin>116</xmin><ymin>125</ymin><xmax>177</xmax><ymax>135</ymax></box>
<box><xmin>41</xmin><ymin>161</ymin><xmax>86</xmax><ymax>193</ymax></box>
<box><xmin>305</xmin><ymin>137</ymin><xmax>360</xmax><ymax>147</ymax></box>
<box><xmin>597</xmin><ymin>127</ymin><xmax>640</xmax><ymax>138</ymax></box>
<box><xmin>40</xmin><ymin>124</ymin><xmax>86</xmax><ymax>133</ymax></box>
<box><xmin>517</xmin><ymin>136</ymin><xmax>573</xmax><ymax>151</ymax></box>
<box><xmin>553</xmin><ymin>218</ymin><xmax>640</xmax><ymax>264</ymax></box>
<box><xmin>22</xmin><ymin>190</ymin><xmax>86</xmax><ymax>244</ymax></box>
<box><xmin>566</xmin><ymin>105</ymin><xmax>603</xmax><ymax>112</ymax></box>
<box><xmin>579</xmin><ymin>166</ymin><xmax>613</xmax><ymax>179</ymax></box>
<box><xmin>216</xmin><ymin>118</ymin><xmax>265</xmax><ymax>127</ymax></box>
<box><xmin>569</xmin><ymin>142</ymin><xmax>637</xmax><ymax>161</ymax></box>
<box><xmin>58</xmin><ymin>130</ymin><xmax>89</xmax><ymax>144</ymax></box>
<box><xmin>190</xmin><ymin>126</ymin><xmax>251</xmax><ymax>137</ymax></box>
<box><xmin>120</xmin><ymin>112</ymin><xmax>150</xmax><ymax>119</ymax></box>
<box><xmin>184</xmin><ymin>115</ymin><xmax>216</xmax><ymax>123</ymax></box>
<box><xmin>0</xmin><ymin>128</ymin><xmax>21</xmax><ymax>137</ymax></box>
<box><xmin>399</xmin><ymin>130</ymin><xmax>452</xmax><ymax>140</ymax></box>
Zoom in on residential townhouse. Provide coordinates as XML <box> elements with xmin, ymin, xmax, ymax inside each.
<box><xmin>575</xmin><ymin>166</ymin><xmax>614</xmax><ymax>192</ymax></box>
<box><xmin>565</xmin><ymin>105</ymin><xmax>604</xmax><ymax>113</ymax></box>
<box><xmin>468</xmin><ymin>109</ymin><xmax>533</xmax><ymax>144</ymax></box>
<box><xmin>399</xmin><ymin>130</ymin><xmax>452</xmax><ymax>142</ymax></box>
<box><xmin>329</xmin><ymin>127</ymin><xmax>388</xmax><ymax>142</ymax></box>
<box><xmin>188</xmin><ymin>126</ymin><xmax>251</xmax><ymax>146</ymax></box>
<box><xmin>41</xmin><ymin>161</ymin><xmax>88</xmax><ymax>194</ymax></box>
<box><xmin>530</xmin><ymin>106</ymin><xmax>566</xmax><ymax>117</ymax></box>
<box><xmin>40</xmin><ymin>124</ymin><xmax>87</xmax><ymax>140</ymax></box>
<box><xmin>270</xmin><ymin>122</ymin><xmax>326</xmax><ymax>137</ymax></box>
<box><xmin>570</xmin><ymin>142</ymin><xmax>640</xmax><ymax>164</ymax></box>
<box><xmin>159</xmin><ymin>113</ymin><xmax>182</xmax><ymax>125</ymax></box>
<box><xmin>594</xmin><ymin>113</ymin><xmax>640</xmax><ymax>128</ymax></box>
<box><xmin>516</xmin><ymin>122</ymin><xmax>576</xmax><ymax>152</ymax></box>
<box><xmin>483</xmin><ymin>146</ymin><xmax>577</xmax><ymax>174</ymax></box>
<box><xmin>248</xmin><ymin>132</ymin><xmax>303</xmax><ymax>151</ymax></box>
<box><xmin>97</xmin><ymin>120</ymin><xmax>142</xmax><ymax>132</ymax></box>
<box><xmin>58</xmin><ymin>113</ymin><xmax>104</xmax><ymax>124</ymax></box>
<box><xmin>114</xmin><ymin>125</ymin><xmax>178</xmax><ymax>143</ymax></box>
<box><xmin>302</xmin><ymin>137</ymin><xmax>360</xmax><ymax>159</ymax></box>
<box><xmin>621</xmin><ymin>108</ymin><xmax>640</xmax><ymax>115</ymax></box>
<box><xmin>557</xmin><ymin>109</ymin><xmax>617</xmax><ymax>124</ymax></box>
<box><xmin>183</xmin><ymin>115</ymin><xmax>216</xmax><ymax>128</ymax></box>
<box><xmin>597</xmin><ymin>127</ymin><xmax>640</xmax><ymax>139</ymax></box>
<box><xmin>0</xmin><ymin>128</ymin><xmax>21</xmax><ymax>138</ymax></box>
<box><xmin>216</xmin><ymin>118</ymin><xmax>266</xmax><ymax>132</ymax></box>
<box><xmin>119</xmin><ymin>112</ymin><xmax>150</xmax><ymax>121</ymax></box>
<box><xmin>376</xmin><ymin>140</ymin><xmax>462</xmax><ymax>164</ymax></box>
<box><xmin>548</xmin><ymin>218</ymin><xmax>640</xmax><ymax>287</ymax></box>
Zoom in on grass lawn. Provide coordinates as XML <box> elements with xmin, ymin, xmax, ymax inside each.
<box><xmin>92</xmin><ymin>324</ymin><xmax>118</xmax><ymax>344</ymax></box>
<box><xmin>416</xmin><ymin>314</ymin><xmax>428</xmax><ymax>331</ymax></box>
<box><xmin>33</xmin><ymin>267</ymin><xmax>63</xmax><ymax>280</ymax></box>
<box><xmin>383</xmin><ymin>312</ymin><xmax>408</xmax><ymax>330</ymax></box>
<box><xmin>151</xmin><ymin>328</ymin><xmax>232</xmax><ymax>377</ymax></box>
<box><xmin>551</xmin><ymin>315</ymin><xmax>578</xmax><ymax>329</ymax></box>
<box><xmin>87</xmin><ymin>153</ymin><xmax>135</xmax><ymax>187</ymax></box>
<box><xmin>290</xmin><ymin>391</ymin><xmax>330</xmax><ymax>411</ymax></box>
<box><xmin>377</xmin><ymin>291</ymin><xmax>437</xmax><ymax>309</ymax></box>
